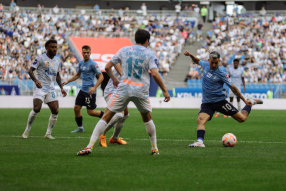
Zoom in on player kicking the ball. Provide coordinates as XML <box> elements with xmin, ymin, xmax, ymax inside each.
<box><xmin>98</xmin><ymin>63</ymin><xmax>129</xmax><ymax>147</ymax></box>
<box><xmin>62</xmin><ymin>45</ymin><xmax>104</xmax><ymax>133</ymax></box>
<box><xmin>77</xmin><ymin>29</ymin><xmax>170</xmax><ymax>156</ymax></box>
<box><xmin>22</xmin><ymin>39</ymin><xmax>67</xmax><ymax>139</ymax></box>
<box><xmin>184</xmin><ymin>51</ymin><xmax>263</xmax><ymax>147</ymax></box>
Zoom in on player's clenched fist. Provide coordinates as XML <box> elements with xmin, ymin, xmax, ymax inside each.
<box><xmin>61</xmin><ymin>88</ymin><xmax>67</xmax><ymax>97</ymax></box>
<box><xmin>163</xmin><ymin>91</ymin><xmax>171</xmax><ymax>102</ymax></box>
<box><xmin>34</xmin><ymin>80</ymin><xmax>42</xmax><ymax>88</ymax></box>
<box><xmin>184</xmin><ymin>51</ymin><xmax>191</xmax><ymax>56</ymax></box>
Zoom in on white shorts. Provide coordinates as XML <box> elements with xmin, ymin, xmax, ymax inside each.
<box><xmin>229</xmin><ymin>89</ymin><xmax>237</xmax><ymax>98</ymax></box>
<box><xmin>33</xmin><ymin>89</ymin><xmax>58</xmax><ymax>104</ymax></box>
<box><xmin>107</xmin><ymin>93</ymin><xmax>152</xmax><ymax>113</ymax></box>
<box><xmin>104</xmin><ymin>93</ymin><xmax>112</xmax><ymax>103</ymax></box>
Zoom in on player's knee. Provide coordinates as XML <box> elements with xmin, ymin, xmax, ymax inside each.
<box><xmin>52</xmin><ymin>109</ymin><xmax>59</xmax><ymax>115</ymax></box>
<box><xmin>238</xmin><ymin>117</ymin><xmax>246</xmax><ymax>123</ymax></box>
<box><xmin>74</xmin><ymin>106</ymin><xmax>81</xmax><ymax>112</ymax></box>
<box><xmin>197</xmin><ymin>116</ymin><xmax>206</xmax><ymax>125</ymax></box>
<box><xmin>33</xmin><ymin>108</ymin><xmax>41</xmax><ymax>113</ymax></box>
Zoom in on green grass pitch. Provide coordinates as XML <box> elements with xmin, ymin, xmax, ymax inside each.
<box><xmin>0</xmin><ymin>108</ymin><xmax>285</xmax><ymax>191</ymax></box>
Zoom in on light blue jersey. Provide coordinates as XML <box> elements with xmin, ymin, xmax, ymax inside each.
<box><xmin>78</xmin><ymin>59</ymin><xmax>101</xmax><ymax>94</ymax></box>
<box><xmin>221</xmin><ymin>66</ymin><xmax>228</xmax><ymax>90</ymax></box>
<box><xmin>31</xmin><ymin>53</ymin><xmax>61</xmax><ymax>92</ymax></box>
<box><xmin>110</xmin><ymin>45</ymin><xmax>158</xmax><ymax>99</ymax></box>
<box><xmin>199</xmin><ymin>61</ymin><xmax>232</xmax><ymax>103</ymax></box>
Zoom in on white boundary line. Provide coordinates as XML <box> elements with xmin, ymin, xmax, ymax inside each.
<box><xmin>0</xmin><ymin>135</ymin><xmax>285</xmax><ymax>144</ymax></box>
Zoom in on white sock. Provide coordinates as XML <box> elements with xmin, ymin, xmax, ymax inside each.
<box><xmin>88</xmin><ymin>119</ymin><xmax>107</xmax><ymax>147</ymax></box>
<box><xmin>144</xmin><ymin>120</ymin><xmax>157</xmax><ymax>150</ymax></box>
<box><xmin>112</xmin><ymin>114</ymin><xmax>129</xmax><ymax>140</ymax></box>
<box><xmin>103</xmin><ymin>113</ymin><xmax>124</xmax><ymax>135</ymax></box>
<box><xmin>46</xmin><ymin>114</ymin><xmax>58</xmax><ymax>135</ymax></box>
<box><xmin>25</xmin><ymin>110</ymin><xmax>38</xmax><ymax>131</ymax></box>
<box><xmin>237</xmin><ymin>101</ymin><xmax>241</xmax><ymax>111</ymax></box>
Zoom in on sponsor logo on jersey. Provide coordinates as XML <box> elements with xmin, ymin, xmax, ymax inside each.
<box><xmin>123</xmin><ymin>79</ymin><xmax>144</xmax><ymax>87</ymax></box>
<box><xmin>226</xmin><ymin>73</ymin><xmax>229</xmax><ymax>78</ymax></box>
<box><xmin>45</xmin><ymin>61</ymin><xmax>49</xmax><ymax>67</ymax></box>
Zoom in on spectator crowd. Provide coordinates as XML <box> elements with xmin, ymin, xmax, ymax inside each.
<box><xmin>186</xmin><ymin>12</ymin><xmax>286</xmax><ymax>84</ymax></box>
<box><xmin>0</xmin><ymin>2</ymin><xmax>198</xmax><ymax>80</ymax></box>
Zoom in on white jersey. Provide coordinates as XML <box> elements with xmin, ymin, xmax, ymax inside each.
<box><xmin>229</xmin><ymin>67</ymin><xmax>244</xmax><ymax>87</ymax></box>
<box><xmin>31</xmin><ymin>53</ymin><xmax>61</xmax><ymax>92</ymax></box>
<box><xmin>110</xmin><ymin>45</ymin><xmax>158</xmax><ymax>99</ymax></box>
<box><xmin>104</xmin><ymin>68</ymin><xmax>120</xmax><ymax>95</ymax></box>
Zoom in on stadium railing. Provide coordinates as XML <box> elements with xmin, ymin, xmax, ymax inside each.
<box><xmin>2</xmin><ymin>6</ymin><xmax>195</xmax><ymax>18</ymax></box>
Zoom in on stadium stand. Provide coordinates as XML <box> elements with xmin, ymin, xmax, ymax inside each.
<box><xmin>185</xmin><ymin>13</ymin><xmax>286</xmax><ymax>96</ymax></box>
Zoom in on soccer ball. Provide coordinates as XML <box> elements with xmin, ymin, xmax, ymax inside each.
<box><xmin>222</xmin><ymin>133</ymin><xmax>237</xmax><ymax>147</ymax></box>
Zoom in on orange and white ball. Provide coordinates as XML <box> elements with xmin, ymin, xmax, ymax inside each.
<box><xmin>222</xmin><ymin>133</ymin><xmax>237</xmax><ymax>147</ymax></box>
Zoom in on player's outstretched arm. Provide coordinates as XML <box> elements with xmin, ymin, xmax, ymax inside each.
<box><xmin>62</xmin><ymin>72</ymin><xmax>81</xmax><ymax>86</ymax></box>
<box><xmin>184</xmin><ymin>51</ymin><xmax>200</xmax><ymax>64</ymax></box>
<box><xmin>88</xmin><ymin>73</ymin><xmax>104</xmax><ymax>95</ymax></box>
<box><xmin>56</xmin><ymin>72</ymin><xmax>67</xmax><ymax>97</ymax></box>
<box><xmin>229</xmin><ymin>84</ymin><xmax>252</xmax><ymax>106</ymax></box>
<box><xmin>105</xmin><ymin>61</ymin><xmax>119</xmax><ymax>88</ymax></box>
<box><xmin>28</xmin><ymin>67</ymin><xmax>42</xmax><ymax>88</ymax></box>
<box><xmin>150</xmin><ymin>68</ymin><xmax>170</xmax><ymax>102</ymax></box>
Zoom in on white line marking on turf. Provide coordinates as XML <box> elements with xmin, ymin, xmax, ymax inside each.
<box><xmin>0</xmin><ymin>135</ymin><xmax>285</xmax><ymax>144</ymax></box>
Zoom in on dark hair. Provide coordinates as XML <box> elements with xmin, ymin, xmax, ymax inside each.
<box><xmin>209</xmin><ymin>51</ymin><xmax>220</xmax><ymax>59</ymax></box>
<box><xmin>82</xmin><ymin>45</ymin><xmax>91</xmax><ymax>50</ymax></box>
<box><xmin>233</xmin><ymin>58</ymin><xmax>240</xmax><ymax>63</ymax></box>
<box><xmin>45</xmin><ymin>39</ymin><xmax>57</xmax><ymax>48</ymax></box>
<box><xmin>135</xmin><ymin>29</ymin><xmax>150</xmax><ymax>44</ymax></box>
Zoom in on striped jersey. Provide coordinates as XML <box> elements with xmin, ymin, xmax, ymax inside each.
<box><xmin>199</xmin><ymin>61</ymin><xmax>233</xmax><ymax>103</ymax></box>
<box><xmin>110</xmin><ymin>45</ymin><xmax>158</xmax><ymax>99</ymax></box>
<box><xmin>31</xmin><ymin>54</ymin><xmax>61</xmax><ymax>92</ymax></box>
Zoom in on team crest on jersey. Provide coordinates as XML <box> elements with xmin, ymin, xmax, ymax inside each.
<box><xmin>33</xmin><ymin>59</ymin><xmax>37</xmax><ymax>65</ymax></box>
<box><xmin>95</xmin><ymin>64</ymin><xmax>99</xmax><ymax>68</ymax></box>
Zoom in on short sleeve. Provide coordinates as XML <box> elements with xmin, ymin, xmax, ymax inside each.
<box><xmin>219</xmin><ymin>72</ymin><xmax>232</xmax><ymax>87</ymax></box>
<box><xmin>110</xmin><ymin>48</ymin><xmax>123</xmax><ymax>65</ymax></box>
<box><xmin>149</xmin><ymin>53</ymin><xmax>158</xmax><ymax>70</ymax></box>
<box><xmin>93</xmin><ymin>62</ymin><xmax>102</xmax><ymax>75</ymax></box>
<box><xmin>198</xmin><ymin>60</ymin><xmax>209</xmax><ymax>70</ymax></box>
<box><xmin>31</xmin><ymin>57</ymin><xmax>40</xmax><ymax>69</ymax></box>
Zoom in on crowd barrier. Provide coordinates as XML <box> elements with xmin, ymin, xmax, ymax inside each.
<box><xmin>0</xmin><ymin>96</ymin><xmax>285</xmax><ymax>110</ymax></box>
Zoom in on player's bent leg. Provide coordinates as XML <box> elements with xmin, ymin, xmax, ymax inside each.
<box><xmin>189</xmin><ymin>113</ymin><xmax>210</xmax><ymax>148</ymax></box>
<box><xmin>77</xmin><ymin>108</ymin><xmax>116</xmax><ymax>156</ymax></box>
<box><xmin>237</xmin><ymin>97</ymin><xmax>241</xmax><ymax>112</ymax></box>
<box><xmin>87</xmin><ymin>109</ymin><xmax>104</xmax><ymax>118</ymax></box>
<box><xmin>72</xmin><ymin>105</ymin><xmax>84</xmax><ymax>133</ymax></box>
<box><xmin>110</xmin><ymin>110</ymin><xmax>129</xmax><ymax>145</ymax></box>
<box><xmin>45</xmin><ymin>101</ymin><xmax>59</xmax><ymax>139</ymax></box>
<box><xmin>231</xmin><ymin>112</ymin><xmax>247</xmax><ymax>123</ymax></box>
<box><xmin>23</xmin><ymin>99</ymin><xmax>43</xmax><ymax>139</ymax></box>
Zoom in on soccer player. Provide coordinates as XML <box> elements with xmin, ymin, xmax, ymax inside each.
<box><xmin>22</xmin><ymin>39</ymin><xmax>67</xmax><ymax>139</ymax></box>
<box><xmin>62</xmin><ymin>45</ymin><xmax>104</xmax><ymax>133</ymax></box>
<box><xmin>77</xmin><ymin>29</ymin><xmax>170</xmax><ymax>156</ymax></box>
<box><xmin>184</xmin><ymin>51</ymin><xmax>263</xmax><ymax>147</ymax></box>
<box><xmin>228</xmin><ymin>59</ymin><xmax>246</xmax><ymax>112</ymax></box>
<box><xmin>215</xmin><ymin>62</ymin><xmax>228</xmax><ymax>118</ymax></box>
<box><xmin>98</xmin><ymin>64</ymin><xmax>128</xmax><ymax>147</ymax></box>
